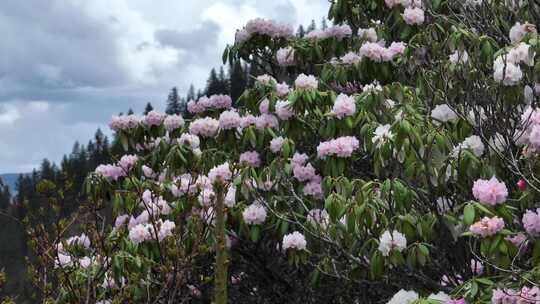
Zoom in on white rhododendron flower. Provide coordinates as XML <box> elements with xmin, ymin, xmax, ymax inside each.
<box><xmin>378</xmin><ymin>230</ymin><xmax>407</xmax><ymax>256</ymax></box>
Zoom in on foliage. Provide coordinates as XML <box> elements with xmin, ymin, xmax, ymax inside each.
<box><xmin>21</xmin><ymin>1</ymin><xmax>540</xmax><ymax>303</ymax></box>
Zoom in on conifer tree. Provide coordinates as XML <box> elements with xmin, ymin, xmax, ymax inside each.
<box><xmin>165</xmin><ymin>87</ymin><xmax>181</xmax><ymax>115</ymax></box>
<box><xmin>143</xmin><ymin>102</ymin><xmax>154</xmax><ymax>115</ymax></box>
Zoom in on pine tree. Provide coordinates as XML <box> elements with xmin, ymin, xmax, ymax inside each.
<box><xmin>127</xmin><ymin>108</ymin><xmax>134</xmax><ymax>115</ymax></box>
<box><xmin>217</xmin><ymin>66</ymin><xmax>229</xmax><ymax>94</ymax></box>
<box><xmin>307</xmin><ymin>19</ymin><xmax>317</xmax><ymax>32</ymax></box>
<box><xmin>143</xmin><ymin>102</ymin><xmax>154</xmax><ymax>115</ymax></box>
<box><xmin>229</xmin><ymin>60</ymin><xmax>247</xmax><ymax>103</ymax></box>
<box><xmin>186</xmin><ymin>84</ymin><xmax>196</xmax><ymax>101</ymax></box>
<box><xmin>321</xmin><ymin>18</ymin><xmax>328</xmax><ymax>30</ymax></box>
<box><xmin>205</xmin><ymin>68</ymin><xmax>222</xmax><ymax>96</ymax></box>
<box><xmin>0</xmin><ymin>178</ymin><xmax>10</xmax><ymax>210</ymax></box>
<box><xmin>166</xmin><ymin>87</ymin><xmax>181</xmax><ymax>115</ymax></box>
<box><xmin>297</xmin><ymin>25</ymin><xmax>306</xmax><ymax>37</ymax></box>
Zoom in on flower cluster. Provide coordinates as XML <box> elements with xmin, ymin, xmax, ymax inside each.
<box><xmin>492</xmin><ymin>286</ymin><xmax>540</xmax><ymax>304</ymax></box>
<box><xmin>189</xmin><ymin>117</ymin><xmax>219</xmax><ymax>137</ymax></box>
<box><xmin>472</xmin><ymin>177</ymin><xmax>508</xmax><ymax>205</ymax></box>
<box><xmin>305</xmin><ymin>24</ymin><xmax>352</xmax><ymax>40</ymax></box>
<box><xmin>509</xmin><ymin>22</ymin><xmax>537</xmax><ymax>43</ymax></box>
<box><xmin>95</xmin><ymin>164</ymin><xmax>125</xmax><ymax>181</ymax></box>
<box><xmin>242</xmin><ymin>203</ymin><xmax>267</xmax><ymax>225</ymax></box>
<box><xmin>143</xmin><ymin>111</ymin><xmax>166</xmax><ymax>127</ymax></box>
<box><xmin>452</xmin><ymin>135</ymin><xmax>485</xmax><ymax>157</ymax></box>
<box><xmin>359</xmin><ymin>41</ymin><xmax>406</xmax><ymax>62</ymax></box>
<box><xmin>164</xmin><ymin>114</ymin><xmax>185</xmax><ymax>131</ymax></box>
<box><xmin>269</xmin><ymin>137</ymin><xmax>285</xmax><ymax>154</ymax></box>
<box><xmin>307</xmin><ymin>209</ymin><xmax>329</xmax><ymax>229</ymax></box>
<box><xmin>218</xmin><ymin>110</ymin><xmax>242</xmax><ymax>130</ymax></box>
<box><xmin>276</xmin><ymin>47</ymin><xmax>295</xmax><ymax>66</ymax></box>
<box><xmin>118</xmin><ymin>154</ymin><xmax>138</xmax><ymax>172</ymax></box>
<box><xmin>235</xmin><ymin>18</ymin><xmax>294</xmax><ymax>44</ymax></box>
<box><xmin>208</xmin><ymin>162</ymin><xmax>233</xmax><ymax>184</ymax></box>
<box><xmin>431</xmin><ymin>104</ymin><xmax>458</xmax><ymax>125</ymax></box>
<box><xmin>378</xmin><ymin>230</ymin><xmax>407</xmax><ymax>256</ymax></box>
<box><xmin>239</xmin><ymin>151</ymin><xmax>261</xmax><ymax>167</ymax></box>
<box><xmin>402</xmin><ymin>7</ymin><xmax>425</xmax><ymax>25</ymax></box>
<box><xmin>128</xmin><ymin>220</ymin><xmax>175</xmax><ymax>244</ymax></box>
<box><xmin>295</xmin><ymin>74</ymin><xmax>318</xmax><ymax>90</ymax></box>
<box><xmin>331</xmin><ymin>93</ymin><xmax>356</xmax><ymax>118</ymax></box>
<box><xmin>282</xmin><ymin>231</ymin><xmax>307</xmax><ymax>251</ymax></box>
<box><xmin>275</xmin><ymin>100</ymin><xmax>295</xmax><ymax>120</ymax></box>
<box><xmin>317</xmin><ymin>136</ymin><xmax>360</xmax><ymax>158</ymax></box>
<box><xmin>493</xmin><ymin>40</ymin><xmax>535</xmax><ymax>86</ymax></box>
<box><xmin>372</xmin><ymin>124</ymin><xmax>394</xmax><ymax>147</ymax></box>
<box><xmin>291</xmin><ymin>152</ymin><xmax>323</xmax><ymax>199</ymax></box>
<box><xmin>522</xmin><ymin>208</ymin><xmax>540</xmax><ymax>236</ymax></box>
<box><xmin>109</xmin><ymin>114</ymin><xmax>140</xmax><ymax>132</ymax></box>
<box><xmin>187</xmin><ymin>94</ymin><xmax>233</xmax><ymax>114</ymax></box>
<box><xmin>470</xmin><ymin>216</ymin><xmax>505</xmax><ymax>237</ymax></box>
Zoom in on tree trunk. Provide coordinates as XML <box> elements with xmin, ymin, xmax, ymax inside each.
<box><xmin>214</xmin><ymin>186</ymin><xmax>228</xmax><ymax>304</ymax></box>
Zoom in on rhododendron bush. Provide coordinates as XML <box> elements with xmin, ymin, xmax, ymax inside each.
<box><xmin>25</xmin><ymin>0</ymin><xmax>540</xmax><ymax>303</ymax></box>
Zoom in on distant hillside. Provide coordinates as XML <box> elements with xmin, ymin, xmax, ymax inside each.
<box><xmin>0</xmin><ymin>173</ymin><xmax>24</xmax><ymax>195</ymax></box>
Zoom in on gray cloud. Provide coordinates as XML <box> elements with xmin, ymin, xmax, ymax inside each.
<box><xmin>155</xmin><ymin>21</ymin><xmax>220</xmax><ymax>51</ymax></box>
<box><xmin>0</xmin><ymin>0</ymin><xmax>130</xmax><ymax>102</ymax></box>
<box><xmin>0</xmin><ymin>0</ymin><xmax>329</xmax><ymax>173</ymax></box>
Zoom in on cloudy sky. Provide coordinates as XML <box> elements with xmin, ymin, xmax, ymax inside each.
<box><xmin>0</xmin><ymin>0</ymin><xmax>329</xmax><ymax>173</ymax></box>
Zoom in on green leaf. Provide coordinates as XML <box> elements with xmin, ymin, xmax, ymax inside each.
<box><xmin>463</xmin><ymin>204</ymin><xmax>475</xmax><ymax>225</ymax></box>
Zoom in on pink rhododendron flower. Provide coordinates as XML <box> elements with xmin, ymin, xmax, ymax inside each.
<box><xmin>509</xmin><ymin>22</ymin><xmax>537</xmax><ymax>43</ymax></box>
<box><xmin>208</xmin><ymin>162</ymin><xmax>233</xmax><ymax>184</ymax></box>
<box><xmin>303</xmin><ymin>180</ymin><xmax>324</xmax><ymax>199</ymax></box>
<box><xmin>275</xmin><ymin>100</ymin><xmax>295</xmax><ymax>120</ymax></box>
<box><xmin>340</xmin><ymin>52</ymin><xmax>362</xmax><ymax>65</ymax></box>
<box><xmin>282</xmin><ymin>231</ymin><xmax>307</xmax><ymax>251</ymax></box>
<box><xmin>109</xmin><ymin>114</ymin><xmax>140</xmax><ymax>131</ymax></box>
<box><xmin>95</xmin><ymin>164</ymin><xmax>124</xmax><ymax>181</ymax></box>
<box><xmin>470</xmin><ymin>216</ymin><xmax>505</xmax><ymax>237</ymax></box>
<box><xmin>255</xmin><ymin>114</ymin><xmax>279</xmax><ymax>129</ymax></box>
<box><xmin>240</xmin><ymin>114</ymin><xmax>257</xmax><ymax>128</ymax></box>
<box><xmin>295</xmin><ymin>74</ymin><xmax>318</xmax><ymax>90</ymax></box>
<box><xmin>276</xmin><ymin>47</ymin><xmax>295</xmax><ymax>66</ymax></box>
<box><xmin>307</xmin><ymin>209</ymin><xmax>329</xmax><ymax>228</ymax></box>
<box><xmin>242</xmin><ymin>203</ymin><xmax>267</xmax><ymax>225</ymax></box>
<box><xmin>218</xmin><ymin>110</ymin><xmax>241</xmax><ymax>130</ymax></box>
<box><xmin>472</xmin><ymin>177</ymin><xmax>508</xmax><ymax>205</ymax></box>
<box><xmin>402</xmin><ymin>7</ymin><xmax>425</xmax><ymax>25</ymax></box>
<box><xmin>157</xmin><ymin>220</ymin><xmax>175</xmax><ymax>241</ymax></box>
<box><xmin>129</xmin><ymin>224</ymin><xmax>151</xmax><ymax>244</ymax></box>
<box><xmin>118</xmin><ymin>154</ymin><xmax>138</xmax><ymax>172</ymax></box>
<box><xmin>189</xmin><ymin>117</ymin><xmax>219</xmax><ymax>137</ymax></box>
<box><xmin>522</xmin><ymin>208</ymin><xmax>540</xmax><ymax>236</ymax></box>
<box><xmin>470</xmin><ymin>259</ymin><xmax>483</xmax><ymax>275</ymax></box>
<box><xmin>293</xmin><ymin>163</ymin><xmax>318</xmax><ymax>182</ymax></box>
<box><xmin>256</xmin><ymin>74</ymin><xmax>276</xmax><ymax>86</ymax></box>
<box><xmin>291</xmin><ymin>152</ymin><xmax>309</xmax><ymax>168</ymax></box>
<box><xmin>317</xmin><ymin>136</ymin><xmax>360</xmax><ymax>158</ymax></box>
<box><xmin>493</xmin><ymin>56</ymin><xmax>523</xmax><ymax>85</ymax></box>
<box><xmin>164</xmin><ymin>114</ymin><xmax>184</xmax><ymax>131</ymax></box>
<box><xmin>358</xmin><ymin>27</ymin><xmax>377</xmax><ymax>42</ymax></box>
<box><xmin>332</xmin><ymin>93</ymin><xmax>356</xmax><ymax>118</ymax></box>
<box><xmin>143</xmin><ymin>111</ymin><xmax>165</xmax><ymax>127</ymax></box>
<box><xmin>239</xmin><ymin>151</ymin><xmax>261</xmax><ymax>167</ymax></box>
<box><xmin>270</xmin><ymin>137</ymin><xmax>285</xmax><ymax>153</ymax></box>
<box><xmin>276</xmin><ymin>82</ymin><xmax>291</xmax><ymax>97</ymax></box>
<box><xmin>259</xmin><ymin>98</ymin><xmax>270</xmax><ymax>114</ymax></box>
<box><xmin>178</xmin><ymin>133</ymin><xmax>201</xmax><ymax>150</ymax></box>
